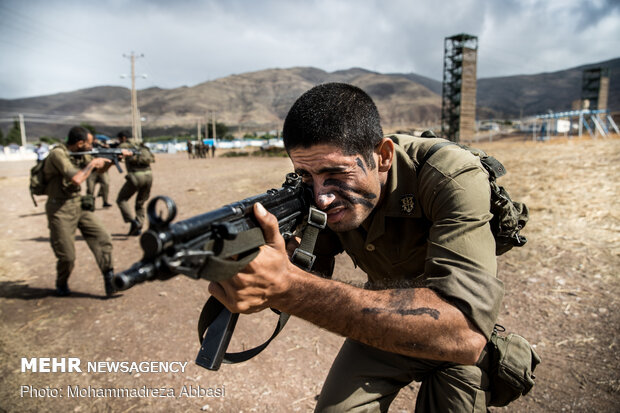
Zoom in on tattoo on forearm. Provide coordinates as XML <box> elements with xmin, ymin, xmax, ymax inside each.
<box><xmin>362</xmin><ymin>307</ymin><xmax>440</xmax><ymax>320</ymax></box>
<box><xmin>370</xmin><ymin>290</ymin><xmax>440</xmax><ymax>319</ymax></box>
<box><xmin>83</xmin><ymin>164</ymin><xmax>94</xmax><ymax>174</ymax></box>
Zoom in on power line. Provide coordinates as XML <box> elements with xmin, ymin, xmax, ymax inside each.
<box><xmin>0</xmin><ymin>3</ymin><xmax>94</xmax><ymax>54</ymax></box>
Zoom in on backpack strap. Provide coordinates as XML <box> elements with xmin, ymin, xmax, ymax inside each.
<box><xmin>417</xmin><ymin>140</ymin><xmax>528</xmax><ymax>255</ymax></box>
<box><xmin>418</xmin><ymin>141</ymin><xmax>457</xmax><ymax>172</ymax></box>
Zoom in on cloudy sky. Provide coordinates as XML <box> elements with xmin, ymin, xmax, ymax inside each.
<box><xmin>0</xmin><ymin>0</ymin><xmax>618</xmax><ymax>99</ymax></box>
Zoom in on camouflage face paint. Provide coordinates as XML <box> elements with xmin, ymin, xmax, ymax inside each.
<box><xmin>356</xmin><ymin>157</ymin><xmax>367</xmax><ymax>175</ymax></box>
<box><xmin>322</xmin><ymin>178</ymin><xmax>377</xmax><ymax>209</ymax></box>
<box><xmin>323</xmin><ymin>179</ymin><xmax>377</xmax><ymax>200</ymax></box>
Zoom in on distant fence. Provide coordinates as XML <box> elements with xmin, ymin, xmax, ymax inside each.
<box><xmin>0</xmin><ymin>138</ymin><xmax>285</xmax><ymax>162</ymax></box>
<box><xmin>0</xmin><ymin>145</ymin><xmax>37</xmax><ymax>162</ymax></box>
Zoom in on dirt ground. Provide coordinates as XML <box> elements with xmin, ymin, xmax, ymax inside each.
<box><xmin>0</xmin><ymin>135</ymin><xmax>618</xmax><ymax>412</ymax></box>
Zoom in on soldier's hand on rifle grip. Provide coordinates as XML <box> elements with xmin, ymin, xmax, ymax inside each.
<box><xmin>120</xmin><ymin>149</ymin><xmax>134</xmax><ymax>158</ymax></box>
<box><xmin>208</xmin><ymin>202</ymin><xmax>294</xmax><ymax>315</ymax></box>
<box><xmin>92</xmin><ymin>157</ymin><xmax>112</xmax><ymax>169</ymax></box>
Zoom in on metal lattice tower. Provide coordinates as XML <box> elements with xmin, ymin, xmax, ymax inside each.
<box><xmin>581</xmin><ymin>67</ymin><xmax>610</xmax><ymax>111</ymax></box>
<box><xmin>441</xmin><ymin>34</ymin><xmax>478</xmax><ymax>142</ymax></box>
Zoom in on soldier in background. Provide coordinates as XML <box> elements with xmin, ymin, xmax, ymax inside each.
<box><xmin>86</xmin><ymin>136</ymin><xmax>112</xmax><ymax>208</ymax></box>
<box><xmin>115</xmin><ymin>130</ymin><xmax>155</xmax><ymax>236</ymax></box>
<box><xmin>34</xmin><ymin>143</ymin><xmax>49</xmax><ymax>164</ymax></box>
<box><xmin>43</xmin><ymin>126</ymin><xmax>121</xmax><ymax>296</ymax></box>
<box><xmin>187</xmin><ymin>140</ymin><xmax>193</xmax><ymax>159</ymax></box>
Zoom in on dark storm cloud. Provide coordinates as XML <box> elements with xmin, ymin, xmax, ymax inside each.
<box><xmin>575</xmin><ymin>0</ymin><xmax>620</xmax><ymax>28</ymax></box>
<box><xmin>0</xmin><ymin>0</ymin><xmax>618</xmax><ymax>99</ymax></box>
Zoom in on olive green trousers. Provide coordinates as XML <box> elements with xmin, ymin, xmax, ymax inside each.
<box><xmin>116</xmin><ymin>171</ymin><xmax>152</xmax><ymax>226</ymax></box>
<box><xmin>46</xmin><ymin>197</ymin><xmax>113</xmax><ymax>287</ymax></box>
<box><xmin>315</xmin><ymin>339</ymin><xmax>490</xmax><ymax>413</ymax></box>
<box><xmin>86</xmin><ymin>170</ymin><xmax>110</xmax><ymax>205</ymax></box>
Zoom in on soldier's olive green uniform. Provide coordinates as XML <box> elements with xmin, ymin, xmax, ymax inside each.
<box><xmin>43</xmin><ymin>144</ymin><xmax>113</xmax><ymax>289</ymax></box>
<box><xmin>86</xmin><ymin>169</ymin><xmax>110</xmax><ymax>206</ymax></box>
<box><xmin>116</xmin><ymin>142</ymin><xmax>154</xmax><ymax>227</ymax></box>
<box><xmin>315</xmin><ymin>135</ymin><xmax>504</xmax><ymax>413</ymax></box>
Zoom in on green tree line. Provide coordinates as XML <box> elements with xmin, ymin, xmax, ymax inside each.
<box><xmin>0</xmin><ymin>119</ymin><xmax>22</xmax><ymax>146</ymax></box>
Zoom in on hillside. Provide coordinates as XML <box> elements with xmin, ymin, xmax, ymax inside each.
<box><xmin>477</xmin><ymin>57</ymin><xmax>620</xmax><ymax>118</ymax></box>
<box><xmin>0</xmin><ymin>57</ymin><xmax>618</xmax><ymax>139</ymax></box>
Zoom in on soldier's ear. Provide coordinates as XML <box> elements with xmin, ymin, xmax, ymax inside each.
<box><xmin>375</xmin><ymin>138</ymin><xmax>394</xmax><ymax>172</ymax></box>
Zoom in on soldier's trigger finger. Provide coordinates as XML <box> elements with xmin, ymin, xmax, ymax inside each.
<box><xmin>253</xmin><ymin>203</ymin><xmax>285</xmax><ymax>250</ymax></box>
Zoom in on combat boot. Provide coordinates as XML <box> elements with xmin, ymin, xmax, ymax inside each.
<box><xmin>103</xmin><ymin>270</ymin><xmax>116</xmax><ymax>297</ymax></box>
<box><xmin>55</xmin><ymin>280</ymin><xmax>71</xmax><ymax>297</ymax></box>
<box><xmin>128</xmin><ymin>219</ymin><xmax>142</xmax><ymax>236</ymax></box>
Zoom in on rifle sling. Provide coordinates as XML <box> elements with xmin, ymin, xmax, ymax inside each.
<box><xmin>291</xmin><ymin>207</ymin><xmax>327</xmax><ymax>271</ymax></box>
<box><xmin>197</xmin><ymin>297</ymin><xmax>290</xmax><ymax>366</ymax></box>
<box><xmin>196</xmin><ymin>206</ymin><xmax>327</xmax><ymax>367</ymax></box>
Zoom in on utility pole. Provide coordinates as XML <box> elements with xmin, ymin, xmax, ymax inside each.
<box><xmin>211</xmin><ymin>110</ymin><xmax>217</xmax><ymax>146</ymax></box>
<box><xmin>18</xmin><ymin>113</ymin><xmax>26</xmax><ymax>146</ymax></box>
<box><xmin>123</xmin><ymin>52</ymin><xmax>144</xmax><ymax>142</ymax></box>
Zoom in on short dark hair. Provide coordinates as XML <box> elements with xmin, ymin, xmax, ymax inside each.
<box><xmin>67</xmin><ymin>126</ymin><xmax>90</xmax><ymax>145</ymax></box>
<box><xmin>282</xmin><ymin>83</ymin><xmax>383</xmax><ymax>168</ymax></box>
<box><xmin>117</xmin><ymin>130</ymin><xmax>130</xmax><ymax>139</ymax></box>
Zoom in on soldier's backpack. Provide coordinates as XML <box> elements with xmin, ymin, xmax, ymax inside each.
<box><xmin>418</xmin><ymin>138</ymin><xmax>529</xmax><ymax>255</ymax></box>
<box><xmin>128</xmin><ymin>143</ymin><xmax>155</xmax><ymax>168</ymax></box>
<box><xmin>29</xmin><ymin>159</ymin><xmax>48</xmax><ymax>206</ymax></box>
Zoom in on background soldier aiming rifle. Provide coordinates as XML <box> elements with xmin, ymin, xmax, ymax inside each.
<box><xmin>83</xmin><ymin>136</ymin><xmax>136</xmax><ymax>209</ymax></box>
<box><xmin>42</xmin><ymin>126</ymin><xmax>132</xmax><ymax>297</ymax></box>
<box><xmin>115</xmin><ymin>130</ymin><xmax>156</xmax><ymax>236</ymax></box>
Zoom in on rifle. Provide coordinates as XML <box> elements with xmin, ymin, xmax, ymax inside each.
<box><xmin>113</xmin><ymin>173</ymin><xmax>325</xmax><ymax>370</ymax></box>
<box><xmin>69</xmin><ymin>147</ymin><xmax>139</xmax><ymax>173</ymax></box>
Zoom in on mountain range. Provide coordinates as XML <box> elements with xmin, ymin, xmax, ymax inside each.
<box><xmin>1</xmin><ymin>57</ymin><xmax>618</xmax><ymax>139</ymax></box>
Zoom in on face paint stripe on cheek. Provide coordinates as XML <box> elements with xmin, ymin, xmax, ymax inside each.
<box><xmin>356</xmin><ymin>157</ymin><xmax>367</xmax><ymax>175</ymax></box>
<box><xmin>332</xmin><ymin>189</ymin><xmax>374</xmax><ymax>209</ymax></box>
<box><xmin>323</xmin><ymin>179</ymin><xmax>377</xmax><ymax>200</ymax></box>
